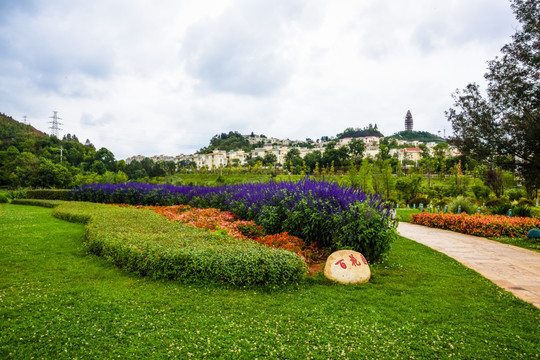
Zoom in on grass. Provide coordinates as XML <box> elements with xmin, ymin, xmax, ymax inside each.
<box><xmin>172</xmin><ymin>173</ymin><xmax>273</xmax><ymax>186</ymax></box>
<box><xmin>488</xmin><ymin>236</ymin><xmax>540</xmax><ymax>252</ymax></box>
<box><xmin>396</xmin><ymin>208</ymin><xmax>421</xmax><ymax>222</ymax></box>
<box><xmin>1</xmin><ymin>203</ymin><xmax>540</xmax><ymax>359</ymax></box>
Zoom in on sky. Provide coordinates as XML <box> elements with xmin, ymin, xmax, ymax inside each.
<box><xmin>0</xmin><ymin>0</ymin><xmax>518</xmax><ymax>160</ymax></box>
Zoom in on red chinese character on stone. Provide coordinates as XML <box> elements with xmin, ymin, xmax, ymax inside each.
<box><xmin>360</xmin><ymin>254</ymin><xmax>368</xmax><ymax>265</ymax></box>
<box><xmin>335</xmin><ymin>259</ymin><xmax>347</xmax><ymax>269</ymax></box>
<box><xmin>349</xmin><ymin>254</ymin><xmax>361</xmax><ymax>267</ymax></box>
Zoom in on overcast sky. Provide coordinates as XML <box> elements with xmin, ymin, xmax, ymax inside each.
<box><xmin>0</xmin><ymin>0</ymin><xmax>518</xmax><ymax>160</ymax></box>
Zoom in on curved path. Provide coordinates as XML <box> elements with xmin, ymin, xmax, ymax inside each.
<box><xmin>398</xmin><ymin>222</ymin><xmax>540</xmax><ymax>309</ymax></box>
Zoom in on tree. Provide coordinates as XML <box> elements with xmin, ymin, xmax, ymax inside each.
<box><xmin>263</xmin><ymin>153</ymin><xmax>277</xmax><ymax>166</ymax></box>
<box><xmin>348</xmin><ymin>138</ymin><xmax>366</xmax><ymax>163</ymax></box>
<box><xmin>433</xmin><ymin>142</ymin><xmax>449</xmax><ymax>160</ymax></box>
<box><xmin>303</xmin><ymin>150</ymin><xmax>323</xmax><ymax>172</ymax></box>
<box><xmin>31</xmin><ymin>158</ymin><xmax>73</xmax><ymax>188</ymax></box>
<box><xmin>379</xmin><ymin>159</ymin><xmax>395</xmax><ymax>199</ymax></box>
<box><xmin>165</xmin><ymin>161</ymin><xmax>177</xmax><ymax>176</ymax></box>
<box><xmin>90</xmin><ymin>160</ymin><xmax>107</xmax><ymax>175</ymax></box>
<box><xmin>95</xmin><ymin>147</ymin><xmax>116</xmax><ymax>169</ymax></box>
<box><xmin>285</xmin><ymin>148</ymin><xmax>300</xmax><ymax>164</ymax></box>
<box><xmin>322</xmin><ymin>142</ymin><xmax>349</xmax><ymax>167</ymax></box>
<box><xmin>395</xmin><ymin>174</ymin><xmax>423</xmax><ymax>202</ymax></box>
<box><xmin>357</xmin><ymin>159</ymin><xmax>374</xmax><ymax>192</ymax></box>
<box><xmin>446</xmin><ymin>0</ymin><xmax>540</xmax><ymax>197</ymax></box>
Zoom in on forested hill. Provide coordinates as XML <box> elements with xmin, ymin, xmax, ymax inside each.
<box><xmin>0</xmin><ymin>111</ymin><xmax>121</xmax><ymax>188</ymax></box>
<box><xmin>0</xmin><ymin>112</ymin><xmax>47</xmax><ymax>140</ymax></box>
<box><xmin>198</xmin><ymin>131</ymin><xmax>254</xmax><ymax>154</ymax></box>
<box><xmin>388</xmin><ymin>130</ymin><xmax>444</xmax><ymax>143</ymax></box>
<box><xmin>336</xmin><ymin>125</ymin><xmax>384</xmax><ymax>139</ymax></box>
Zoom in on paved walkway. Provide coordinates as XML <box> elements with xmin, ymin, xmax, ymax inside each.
<box><xmin>398</xmin><ymin>222</ymin><xmax>540</xmax><ymax>309</ymax></box>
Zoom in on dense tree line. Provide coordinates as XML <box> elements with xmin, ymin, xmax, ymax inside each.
<box><xmin>336</xmin><ymin>124</ymin><xmax>383</xmax><ymax>139</ymax></box>
<box><xmin>388</xmin><ymin>130</ymin><xmax>444</xmax><ymax>143</ymax></box>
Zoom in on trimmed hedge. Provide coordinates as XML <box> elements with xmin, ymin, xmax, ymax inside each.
<box><xmin>11</xmin><ymin>199</ymin><xmax>65</xmax><ymax>208</ymax></box>
<box><xmin>27</xmin><ymin>189</ymin><xmax>70</xmax><ymax>201</ymax></box>
<box><xmin>49</xmin><ymin>202</ymin><xmax>306</xmax><ymax>286</ymax></box>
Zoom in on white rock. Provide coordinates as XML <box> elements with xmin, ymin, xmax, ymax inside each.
<box><xmin>324</xmin><ymin>250</ymin><xmax>371</xmax><ymax>284</ymax></box>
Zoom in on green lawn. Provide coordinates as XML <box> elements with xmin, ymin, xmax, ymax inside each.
<box><xmin>488</xmin><ymin>236</ymin><xmax>540</xmax><ymax>253</ymax></box>
<box><xmin>1</xmin><ymin>203</ymin><xmax>539</xmax><ymax>359</ymax></box>
<box><xmin>396</xmin><ymin>208</ymin><xmax>421</xmax><ymax>222</ymax></box>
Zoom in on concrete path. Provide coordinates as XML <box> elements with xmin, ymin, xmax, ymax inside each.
<box><xmin>398</xmin><ymin>222</ymin><xmax>540</xmax><ymax>309</ymax></box>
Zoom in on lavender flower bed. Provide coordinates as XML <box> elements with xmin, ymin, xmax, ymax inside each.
<box><xmin>70</xmin><ymin>178</ymin><xmax>397</xmax><ymax>262</ymax></box>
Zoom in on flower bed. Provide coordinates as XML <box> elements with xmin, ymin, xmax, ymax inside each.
<box><xmin>140</xmin><ymin>205</ymin><xmax>319</xmax><ymax>263</ymax></box>
<box><xmin>410</xmin><ymin>212</ymin><xmax>540</xmax><ymax>238</ymax></box>
<box><xmin>71</xmin><ymin>178</ymin><xmax>397</xmax><ymax>263</ymax></box>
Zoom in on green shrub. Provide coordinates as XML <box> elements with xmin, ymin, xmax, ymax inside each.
<box><xmin>408</xmin><ymin>196</ymin><xmax>428</xmax><ymax>208</ymax></box>
<box><xmin>512</xmin><ymin>206</ymin><xmax>532</xmax><ymax>218</ymax></box>
<box><xmin>26</xmin><ymin>189</ymin><xmax>70</xmax><ymax>201</ymax></box>
<box><xmin>444</xmin><ymin>184</ymin><xmax>466</xmax><ymax>197</ymax></box>
<box><xmin>432</xmin><ymin>197</ymin><xmax>452</xmax><ymax>208</ymax></box>
<box><xmin>336</xmin><ymin>202</ymin><xmax>397</xmax><ymax>261</ymax></box>
<box><xmin>490</xmin><ymin>203</ymin><xmax>512</xmax><ymax>216</ymax></box>
<box><xmin>7</xmin><ymin>189</ymin><xmax>27</xmax><ymax>199</ymax></box>
<box><xmin>385</xmin><ymin>197</ymin><xmax>398</xmax><ymax>207</ymax></box>
<box><xmin>506</xmin><ymin>189</ymin><xmax>524</xmax><ymax>201</ymax></box>
<box><xmin>448</xmin><ymin>196</ymin><xmax>478</xmax><ymax>214</ymax></box>
<box><xmin>489</xmin><ymin>204</ymin><xmax>531</xmax><ymax>217</ymax></box>
<box><xmin>485</xmin><ymin>198</ymin><xmax>506</xmax><ymax>208</ymax></box>
<box><xmin>0</xmin><ymin>193</ymin><xmax>8</xmax><ymax>203</ymax></box>
<box><xmin>471</xmin><ymin>185</ymin><xmax>491</xmax><ymax>201</ymax></box>
<box><xmin>518</xmin><ymin>197</ymin><xmax>534</xmax><ymax>207</ymax></box>
<box><xmin>49</xmin><ymin>202</ymin><xmax>306</xmax><ymax>287</ymax></box>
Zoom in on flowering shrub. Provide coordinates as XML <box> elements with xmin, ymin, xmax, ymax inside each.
<box><xmin>256</xmin><ymin>233</ymin><xmax>320</xmax><ymax>263</ymax></box>
<box><xmin>71</xmin><ymin>178</ymin><xmax>397</xmax><ymax>262</ymax></box>
<box><xmin>139</xmin><ymin>205</ymin><xmax>318</xmax><ymax>263</ymax></box>
<box><xmin>410</xmin><ymin>212</ymin><xmax>540</xmax><ymax>238</ymax></box>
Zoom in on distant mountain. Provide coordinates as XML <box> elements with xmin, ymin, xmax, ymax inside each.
<box><xmin>388</xmin><ymin>130</ymin><xmax>444</xmax><ymax>143</ymax></box>
<box><xmin>0</xmin><ymin>112</ymin><xmax>47</xmax><ymax>140</ymax></box>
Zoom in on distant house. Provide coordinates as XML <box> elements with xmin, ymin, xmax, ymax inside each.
<box><xmin>392</xmin><ymin>147</ymin><xmax>422</xmax><ymax>163</ymax></box>
<box><xmin>364</xmin><ymin>146</ymin><xmax>380</xmax><ymax>158</ymax></box>
<box><xmin>361</xmin><ymin>136</ymin><xmax>380</xmax><ymax>145</ymax></box>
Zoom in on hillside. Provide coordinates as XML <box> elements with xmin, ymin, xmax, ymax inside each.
<box><xmin>388</xmin><ymin>130</ymin><xmax>444</xmax><ymax>143</ymax></box>
<box><xmin>198</xmin><ymin>131</ymin><xmax>253</xmax><ymax>154</ymax></box>
<box><xmin>0</xmin><ymin>110</ymin><xmax>119</xmax><ymax>188</ymax></box>
<box><xmin>0</xmin><ymin>113</ymin><xmax>47</xmax><ymax>140</ymax></box>
<box><xmin>336</xmin><ymin>125</ymin><xmax>384</xmax><ymax>139</ymax></box>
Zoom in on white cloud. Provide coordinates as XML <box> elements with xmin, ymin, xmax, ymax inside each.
<box><xmin>181</xmin><ymin>0</ymin><xmax>318</xmax><ymax>96</ymax></box>
<box><xmin>0</xmin><ymin>0</ymin><xmax>518</xmax><ymax>159</ymax></box>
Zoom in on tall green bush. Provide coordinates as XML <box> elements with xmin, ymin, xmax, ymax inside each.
<box><xmin>448</xmin><ymin>196</ymin><xmax>478</xmax><ymax>214</ymax></box>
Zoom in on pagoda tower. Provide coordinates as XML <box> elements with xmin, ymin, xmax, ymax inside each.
<box><xmin>405</xmin><ymin>110</ymin><xmax>413</xmax><ymax>131</ymax></box>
